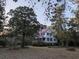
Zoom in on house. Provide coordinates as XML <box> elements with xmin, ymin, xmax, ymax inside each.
<box><xmin>36</xmin><ymin>27</ymin><xmax>57</xmax><ymax>45</ymax></box>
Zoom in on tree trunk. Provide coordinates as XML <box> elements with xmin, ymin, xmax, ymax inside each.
<box><xmin>61</xmin><ymin>42</ymin><xmax>64</xmax><ymax>47</ymax></box>
<box><xmin>21</xmin><ymin>32</ymin><xmax>25</xmax><ymax>48</ymax></box>
<box><xmin>60</xmin><ymin>40</ymin><xmax>64</xmax><ymax>47</ymax></box>
<box><xmin>66</xmin><ymin>39</ymin><xmax>69</xmax><ymax>48</ymax></box>
<box><xmin>21</xmin><ymin>19</ymin><xmax>26</xmax><ymax>48</ymax></box>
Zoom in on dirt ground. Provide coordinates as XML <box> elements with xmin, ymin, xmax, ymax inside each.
<box><xmin>0</xmin><ymin>47</ymin><xmax>79</xmax><ymax>59</ymax></box>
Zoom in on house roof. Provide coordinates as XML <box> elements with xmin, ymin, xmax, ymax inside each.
<box><xmin>39</xmin><ymin>28</ymin><xmax>49</xmax><ymax>34</ymax></box>
<box><xmin>37</xmin><ymin>28</ymin><xmax>52</xmax><ymax>38</ymax></box>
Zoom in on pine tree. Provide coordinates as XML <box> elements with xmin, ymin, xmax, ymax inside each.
<box><xmin>8</xmin><ymin>6</ymin><xmax>40</xmax><ymax>48</ymax></box>
<box><xmin>0</xmin><ymin>0</ymin><xmax>5</xmax><ymax>32</ymax></box>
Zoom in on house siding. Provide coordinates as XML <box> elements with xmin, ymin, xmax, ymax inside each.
<box><xmin>37</xmin><ymin>28</ymin><xmax>57</xmax><ymax>44</ymax></box>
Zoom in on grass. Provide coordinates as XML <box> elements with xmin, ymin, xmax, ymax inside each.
<box><xmin>0</xmin><ymin>47</ymin><xmax>79</xmax><ymax>59</ymax></box>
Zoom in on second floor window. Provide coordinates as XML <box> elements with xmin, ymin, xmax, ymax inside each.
<box><xmin>47</xmin><ymin>33</ymin><xmax>51</xmax><ymax>36</ymax></box>
<box><xmin>50</xmin><ymin>38</ymin><xmax>52</xmax><ymax>41</ymax></box>
<box><xmin>54</xmin><ymin>39</ymin><xmax>56</xmax><ymax>41</ymax></box>
<box><xmin>47</xmin><ymin>33</ymin><xmax>49</xmax><ymax>35</ymax></box>
<box><xmin>43</xmin><ymin>37</ymin><xmax>45</xmax><ymax>41</ymax></box>
<box><xmin>47</xmin><ymin>38</ymin><xmax>49</xmax><ymax>41</ymax></box>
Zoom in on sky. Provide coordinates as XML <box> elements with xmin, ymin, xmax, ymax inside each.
<box><xmin>5</xmin><ymin>0</ymin><xmax>78</xmax><ymax>26</ymax></box>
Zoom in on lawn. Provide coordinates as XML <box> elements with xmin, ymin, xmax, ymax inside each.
<box><xmin>0</xmin><ymin>47</ymin><xmax>79</xmax><ymax>59</ymax></box>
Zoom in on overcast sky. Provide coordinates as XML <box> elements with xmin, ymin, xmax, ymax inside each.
<box><xmin>5</xmin><ymin>0</ymin><xmax>77</xmax><ymax>26</ymax></box>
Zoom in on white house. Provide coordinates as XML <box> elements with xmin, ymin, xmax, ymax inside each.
<box><xmin>37</xmin><ymin>28</ymin><xmax>57</xmax><ymax>45</ymax></box>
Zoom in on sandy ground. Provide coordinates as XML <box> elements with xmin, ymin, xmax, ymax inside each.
<box><xmin>0</xmin><ymin>47</ymin><xmax>79</xmax><ymax>59</ymax></box>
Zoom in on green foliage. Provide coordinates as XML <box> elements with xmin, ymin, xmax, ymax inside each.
<box><xmin>52</xmin><ymin>5</ymin><xmax>64</xmax><ymax>37</ymax></box>
<box><xmin>0</xmin><ymin>0</ymin><xmax>5</xmax><ymax>32</ymax></box>
<box><xmin>50</xmin><ymin>2</ymin><xmax>73</xmax><ymax>47</ymax></box>
<box><xmin>8</xmin><ymin>6</ymin><xmax>40</xmax><ymax>48</ymax></box>
<box><xmin>0</xmin><ymin>40</ymin><xmax>6</xmax><ymax>47</ymax></box>
<box><xmin>68</xmin><ymin>8</ymin><xmax>79</xmax><ymax>46</ymax></box>
<box><xmin>8</xmin><ymin>6</ymin><xmax>40</xmax><ymax>36</ymax></box>
<box><xmin>13</xmin><ymin>0</ymin><xmax>40</xmax><ymax>2</ymax></box>
<box><xmin>13</xmin><ymin>0</ymin><xmax>17</xmax><ymax>2</ymax></box>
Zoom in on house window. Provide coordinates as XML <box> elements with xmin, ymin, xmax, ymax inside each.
<box><xmin>54</xmin><ymin>39</ymin><xmax>56</xmax><ymax>41</ymax></box>
<box><xmin>47</xmin><ymin>38</ymin><xmax>49</xmax><ymax>41</ymax></box>
<box><xmin>47</xmin><ymin>33</ymin><xmax>52</xmax><ymax>36</ymax></box>
<box><xmin>47</xmin><ymin>33</ymin><xmax>49</xmax><ymax>35</ymax></box>
<box><xmin>50</xmin><ymin>38</ymin><xmax>52</xmax><ymax>41</ymax></box>
<box><xmin>43</xmin><ymin>37</ymin><xmax>45</xmax><ymax>41</ymax></box>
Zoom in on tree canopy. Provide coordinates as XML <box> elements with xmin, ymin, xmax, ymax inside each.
<box><xmin>8</xmin><ymin>6</ymin><xmax>40</xmax><ymax>47</ymax></box>
<box><xmin>0</xmin><ymin>0</ymin><xmax>5</xmax><ymax>32</ymax></box>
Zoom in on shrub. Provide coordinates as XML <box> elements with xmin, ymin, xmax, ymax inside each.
<box><xmin>66</xmin><ymin>47</ymin><xmax>76</xmax><ymax>51</ymax></box>
<box><xmin>0</xmin><ymin>40</ymin><xmax>6</xmax><ymax>47</ymax></box>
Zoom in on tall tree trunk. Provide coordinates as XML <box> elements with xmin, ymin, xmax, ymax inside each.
<box><xmin>60</xmin><ymin>40</ymin><xmax>64</xmax><ymax>47</ymax></box>
<box><xmin>21</xmin><ymin>32</ymin><xmax>25</xmax><ymax>48</ymax></box>
<box><xmin>66</xmin><ymin>39</ymin><xmax>69</xmax><ymax>48</ymax></box>
<box><xmin>21</xmin><ymin>19</ymin><xmax>26</xmax><ymax>48</ymax></box>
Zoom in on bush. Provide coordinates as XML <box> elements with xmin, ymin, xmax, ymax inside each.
<box><xmin>0</xmin><ymin>40</ymin><xmax>6</xmax><ymax>47</ymax></box>
<box><xmin>32</xmin><ymin>41</ymin><xmax>54</xmax><ymax>46</ymax></box>
<box><xmin>66</xmin><ymin>47</ymin><xmax>76</xmax><ymax>51</ymax></box>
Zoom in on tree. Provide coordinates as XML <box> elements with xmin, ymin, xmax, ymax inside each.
<box><xmin>68</xmin><ymin>7</ymin><xmax>79</xmax><ymax>46</ymax></box>
<box><xmin>0</xmin><ymin>0</ymin><xmax>6</xmax><ymax>32</ymax></box>
<box><xmin>11</xmin><ymin>0</ymin><xmax>78</xmax><ymax>47</ymax></box>
<box><xmin>8</xmin><ymin>6</ymin><xmax>40</xmax><ymax>48</ymax></box>
<box><xmin>13</xmin><ymin>0</ymin><xmax>40</xmax><ymax>2</ymax></box>
<box><xmin>50</xmin><ymin>2</ymin><xmax>65</xmax><ymax>46</ymax></box>
<box><xmin>46</xmin><ymin>0</ymin><xmax>74</xmax><ymax>47</ymax></box>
